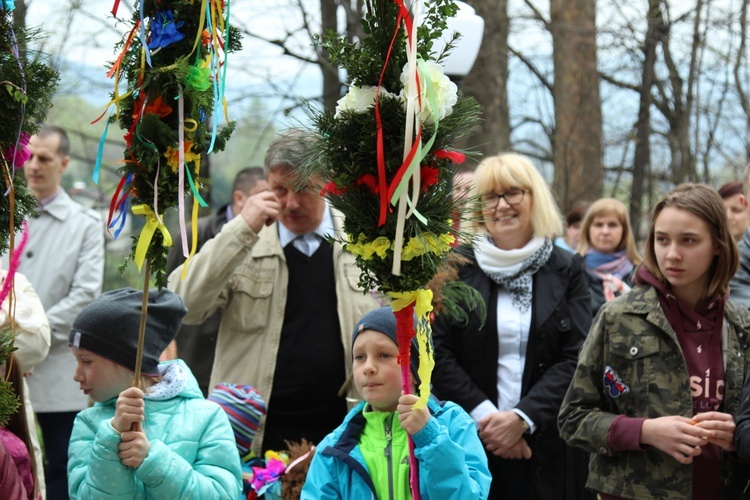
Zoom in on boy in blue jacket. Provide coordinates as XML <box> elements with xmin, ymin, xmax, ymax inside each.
<box><xmin>302</xmin><ymin>307</ymin><xmax>491</xmax><ymax>499</ymax></box>
<box><xmin>66</xmin><ymin>288</ymin><xmax>242</xmax><ymax>498</ymax></box>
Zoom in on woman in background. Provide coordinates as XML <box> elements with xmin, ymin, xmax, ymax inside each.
<box><xmin>577</xmin><ymin>198</ymin><xmax>642</xmax><ymax>316</ymax></box>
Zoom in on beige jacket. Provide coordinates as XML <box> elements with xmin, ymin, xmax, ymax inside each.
<box><xmin>168</xmin><ymin>209</ymin><xmax>382</xmax><ymax>453</ymax></box>
<box><xmin>4</xmin><ymin>272</ymin><xmax>51</xmax><ymax>498</ymax></box>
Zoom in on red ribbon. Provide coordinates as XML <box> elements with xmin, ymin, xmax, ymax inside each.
<box><xmin>385</xmin><ymin>128</ymin><xmax>422</xmax><ymax>202</ymax></box>
<box><xmin>374</xmin><ymin>0</ymin><xmax>416</xmax><ymax>226</ymax></box>
<box><xmin>106</xmin><ymin>21</ymin><xmax>140</xmax><ymax>79</ymax></box>
<box><xmin>107</xmin><ymin>174</ymin><xmax>129</xmax><ymax>232</ymax></box>
<box><xmin>393</xmin><ymin>302</ymin><xmax>420</xmax><ymax>500</ymax></box>
<box><xmin>435</xmin><ymin>149</ymin><xmax>466</xmax><ymax>164</ymax></box>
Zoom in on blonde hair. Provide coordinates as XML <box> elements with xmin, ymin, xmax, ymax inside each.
<box><xmin>639</xmin><ymin>183</ymin><xmax>738</xmax><ymax>299</ymax></box>
<box><xmin>467</xmin><ymin>153</ymin><xmax>562</xmax><ymax>238</ymax></box>
<box><xmin>578</xmin><ymin>198</ymin><xmax>643</xmax><ymax>265</ymax></box>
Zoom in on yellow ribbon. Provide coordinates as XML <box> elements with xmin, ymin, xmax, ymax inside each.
<box><xmin>388</xmin><ymin>289</ymin><xmax>434</xmax><ymax>409</ymax></box>
<box><xmin>132</xmin><ymin>204</ymin><xmax>173</xmax><ymax>272</ymax></box>
<box><xmin>184</xmin><ymin>118</ymin><xmax>198</xmax><ymax>133</ymax></box>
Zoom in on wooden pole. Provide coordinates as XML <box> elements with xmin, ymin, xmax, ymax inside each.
<box><xmin>130</xmin><ymin>259</ymin><xmax>150</xmax><ymax>432</ymax></box>
<box><xmin>132</xmin><ymin>258</ymin><xmax>151</xmax><ymax>388</ymax></box>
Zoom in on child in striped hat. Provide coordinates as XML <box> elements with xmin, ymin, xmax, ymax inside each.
<box><xmin>209</xmin><ymin>383</ymin><xmax>267</xmax><ymax>460</ymax></box>
<box><xmin>209</xmin><ymin>383</ymin><xmax>268</xmax><ymax>498</ymax></box>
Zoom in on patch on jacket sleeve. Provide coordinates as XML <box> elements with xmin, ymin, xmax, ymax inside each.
<box><xmin>603</xmin><ymin>365</ymin><xmax>629</xmax><ymax>398</ymax></box>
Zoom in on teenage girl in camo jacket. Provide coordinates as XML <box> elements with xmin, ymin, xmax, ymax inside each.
<box><xmin>559</xmin><ymin>184</ymin><xmax>750</xmax><ymax>499</ymax></box>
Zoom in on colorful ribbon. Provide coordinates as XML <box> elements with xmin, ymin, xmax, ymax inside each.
<box><xmin>131</xmin><ymin>204</ymin><xmax>173</xmax><ymax>272</ymax></box>
<box><xmin>388</xmin><ymin>289</ymin><xmax>434</xmax><ymax>409</ymax></box>
<box><xmin>0</xmin><ymin>221</ymin><xmax>28</xmax><ymax>307</ymax></box>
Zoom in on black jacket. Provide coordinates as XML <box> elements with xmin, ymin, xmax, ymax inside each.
<box><xmin>586</xmin><ymin>266</ymin><xmax>635</xmax><ymax>318</ymax></box>
<box><xmin>432</xmin><ymin>245</ymin><xmax>592</xmax><ymax>499</ymax></box>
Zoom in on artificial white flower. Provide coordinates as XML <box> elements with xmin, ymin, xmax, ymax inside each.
<box><xmin>334</xmin><ymin>85</ymin><xmax>397</xmax><ymax>118</ymax></box>
<box><xmin>400</xmin><ymin>60</ymin><xmax>458</xmax><ymax>125</ymax></box>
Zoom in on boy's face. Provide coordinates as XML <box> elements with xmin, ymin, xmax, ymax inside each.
<box><xmin>70</xmin><ymin>347</ymin><xmax>132</xmax><ymax>402</ymax></box>
<box><xmin>352</xmin><ymin>330</ymin><xmax>403</xmax><ymax>412</ymax></box>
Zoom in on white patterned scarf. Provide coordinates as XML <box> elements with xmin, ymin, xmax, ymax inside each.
<box><xmin>474</xmin><ymin>235</ymin><xmax>553</xmax><ymax>312</ymax></box>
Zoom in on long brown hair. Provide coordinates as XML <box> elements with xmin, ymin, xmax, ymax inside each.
<box><xmin>4</xmin><ymin>352</ymin><xmax>39</xmax><ymax>499</ymax></box>
<box><xmin>640</xmin><ymin>183</ymin><xmax>738</xmax><ymax>299</ymax></box>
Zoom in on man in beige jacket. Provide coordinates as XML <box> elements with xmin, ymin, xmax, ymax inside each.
<box><xmin>169</xmin><ymin>130</ymin><xmax>381</xmax><ymax>454</ymax></box>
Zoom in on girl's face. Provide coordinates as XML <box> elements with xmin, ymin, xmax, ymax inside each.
<box><xmin>352</xmin><ymin>330</ymin><xmax>403</xmax><ymax>412</ymax></box>
<box><xmin>654</xmin><ymin>207</ymin><xmax>718</xmax><ymax>308</ymax></box>
<box><xmin>70</xmin><ymin>347</ymin><xmax>132</xmax><ymax>403</ymax></box>
<box><xmin>482</xmin><ymin>186</ymin><xmax>534</xmax><ymax>250</ymax></box>
<box><xmin>589</xmin><ymin>213</ymin><xmax>624</xmax><ymax>254</ymax></box>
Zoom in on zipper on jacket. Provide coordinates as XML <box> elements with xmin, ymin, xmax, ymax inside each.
<box><xmin>384</xmin><ymin>413</ymin><xmax>395</xmax><ymax>500</ymax></box>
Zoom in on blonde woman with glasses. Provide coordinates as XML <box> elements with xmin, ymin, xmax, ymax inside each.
<box><xmin>432</xmin><ymin>153</ymin><xmax>593</xmax><ymax>499</ymax></box>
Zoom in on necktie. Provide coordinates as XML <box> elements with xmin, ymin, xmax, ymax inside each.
<box><xmin>294</xmin><ymin>234</ymin><xmax>321</xmax><ymax>256</ymax></box>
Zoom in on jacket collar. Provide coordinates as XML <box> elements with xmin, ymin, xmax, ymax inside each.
<box><xmin>612</xmin><ymin>284</ymin><xmax>677</xmax><ymax>336</ymax></box>
<box><xmin>329</xmin><ymin>397</ymin><xmax>444</xmax><ymax>453</ymax></box>
<box><xmin>251</xmin><ymin>206</ymin><xmax>346</xmax><ymax>259</ymax></box>
<box><xmin>38</xmin><ymin>189</ymin><xmax>74</xmax><ymax>221</ymax></box>
<box><xmin>618</xmin><ymin>284</ymin><xmax>750</xmax><ymax>331</ymax></box>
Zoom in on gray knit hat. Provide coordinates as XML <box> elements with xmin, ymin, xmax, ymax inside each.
<box><xmin>352</xmin><ymin>307</ymin><xmax>421</xmax><ymax>383</ymax></box>
<box><xmin>69</xmin><ymin>288</ymin><xmax>187</xmax><ymax>375</ymax></box>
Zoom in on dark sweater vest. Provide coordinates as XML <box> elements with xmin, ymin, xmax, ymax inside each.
<box><xmin>262</xmin><ymin>239</ymin><xmax>348</xmax><ymax>452</ymax></box>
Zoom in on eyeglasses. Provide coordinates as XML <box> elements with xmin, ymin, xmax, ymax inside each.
<box><xmin>482</xmin><ymin>188</ymin><xmax>527</xmax><ymax>209</ymax></box>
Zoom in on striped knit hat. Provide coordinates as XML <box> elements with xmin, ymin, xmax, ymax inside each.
<box><xmin>209</xmin><ymin>383</ymin><xmax>267</xmax><ymax>457</ymax></box>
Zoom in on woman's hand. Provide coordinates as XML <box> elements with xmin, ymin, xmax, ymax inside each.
<box><xmin>112</xmin><ymin>387</ymin><xmax>145</xmax><ymax>433</ymax></box>
<box><xmin>692</xmin><ymin>411</ymin><xmax>736</xmax><ymax>451</ymax></box>
<box><xmin>500</xmin><ymin>438</ymin><xmax>532</xmax><ymax>460</ymax></box>
<box><xmin>397</xmin><ymin>393</ymin><xmax>430</xmax><ymax>435</ymax></box>
<box><xmin>478</xmin><ymin>411</ymin><xmax>526</xmax><ymax>456</ymax></box>
<box><xmin>640</xmin><ymin>416</ymin><xmax>711</xmax><ymax>464</ymax></box>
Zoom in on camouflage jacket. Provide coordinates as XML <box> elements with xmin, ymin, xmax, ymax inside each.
<box><xmin>558</xmin><ymin>284</ymin><xmax>750</xmax><ymax>500</ymax></box>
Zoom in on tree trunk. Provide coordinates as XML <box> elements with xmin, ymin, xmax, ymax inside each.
<box><xmin>550</xmin><ymin>0</ymin><xmax>603</xmax><ymax>213</ymax></box>
<box><xmin>630</xmin><ymin>0</ymin><xmax>660</xmax><ymax>240</ymax></box>
<box><xmin>740</xmin><ymin>0</ymin><xmax>750</xmax><ymax>163</ymax></box>
<box><xmin>460</xmin><ymin>0</ymin><xmax>510</xmax><ymax>156</ymax></box>
<box><xmin>320</xmin><ymin>0</ymin><xmax>341</xmax><ymax>112</ymax></box>
<box><xmin>12</xmin><ymin>0</ymin><xmax>27</xmax><ymax>59</ymax></box>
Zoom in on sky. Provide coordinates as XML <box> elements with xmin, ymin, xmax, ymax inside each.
<box><xmin>22</xmin><ymin>0</ymin><xmax>489</xmax><ymax>129</ymax></box>
<box><xmin>24</xmin><ymin>0</ymin><xmax>325</xmax><ymax>130</ymax></box>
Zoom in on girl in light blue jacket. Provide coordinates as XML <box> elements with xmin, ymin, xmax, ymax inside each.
<box><xmin>66</xmin><ymin>288</ymin><xmax>242</xmax><ymax>499</ymax></box>
<box><xmin>302</xmin><ymin>307</ymin><xmax>491</xmax><ymax>499</ymax></box>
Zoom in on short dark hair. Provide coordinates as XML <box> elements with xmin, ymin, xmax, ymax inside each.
<box><xmin>565</xmin><ymin>200</ymin><xmax>590</xmax><ymax>226</ymax></box>
<box><xmin>37</xmin><ymin>124</ymin><xmax>70</xmax><ymax>157</ymax></box>
<box><xmin>232</xmin><ymin>167</ymin><xmax>265</xmax><ymax>195</ymax></box>
<box><xmin>718</xmin><ymin>181</ymin><xmax>744</xmax><ymax>200</ymax></box>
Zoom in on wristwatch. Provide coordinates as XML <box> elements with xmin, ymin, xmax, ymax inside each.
<box><xmin>517</xmin><ymin>414</ymin><xmax>530</xmax><ymax>433</ymax></box>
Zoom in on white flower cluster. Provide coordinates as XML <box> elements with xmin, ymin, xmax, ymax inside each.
<box><xmin>334</xmin><ymin>61</ymin><xmax>458</xmax><ymax>126</ymax></box>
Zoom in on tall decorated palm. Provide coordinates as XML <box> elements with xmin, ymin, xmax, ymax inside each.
<box><xmin>95</xmin><ymin>0</ymin><xmax>240</xmax><ymax>383</ymax></box>
<box><xmin>0</xmin><ymin>0</ymin><xmax>59</xmax><ymax>422</ymax></box>
<box><xmin>304</xmin><ymin>1</ymin><xmax>482</xmax><ymax>496</ymax></box>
